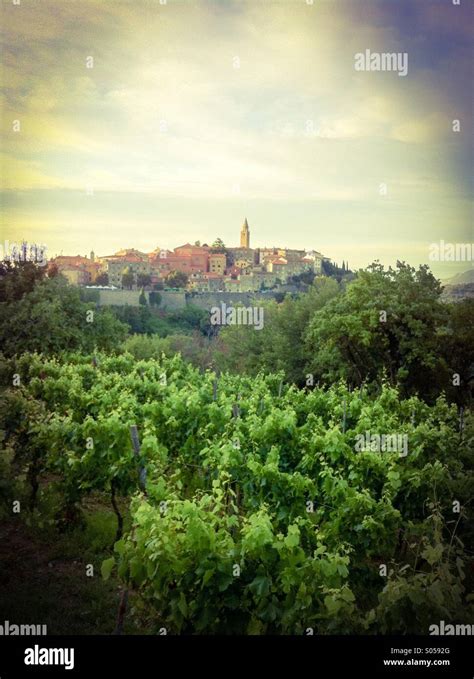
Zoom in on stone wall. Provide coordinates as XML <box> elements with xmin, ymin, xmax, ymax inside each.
<box><xmin>186</xmin><ymin>291</ymin><xmax>277</xmax><ymax>311</ymax></box>
<box><xmin>159</xmin><ymin>291</ymin><xmax>187</xmax><ymax>310</ymax></box>
<box><xmin>97</xmin><ymin>289</ymin><xmax>274</xmax><ymax>310</ymax></box>
<box><xmin>97</xmin><ymin>289</ymin><xmax>187</xmax><ymax>309</ymax></box>
<box><xmin>98</xmin><ymin>289</ymin><xmax>141</xmax><ymax>306</ymax></box>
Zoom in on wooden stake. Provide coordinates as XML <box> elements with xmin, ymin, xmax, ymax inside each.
<box><xmin>130</xmin><ymin>425</ymin><xmax>147</xmax><ymax>492</ymax></box>
<box><xmin>113</xmin><ymin>589</ymin><xmax>128</xmax><ymax>635</ymax></box>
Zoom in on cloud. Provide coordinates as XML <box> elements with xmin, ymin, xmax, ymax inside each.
<box><xmin>1</xmin><ymin>0</ymin><xmax>471</xmax><ymax>265</ymax></box>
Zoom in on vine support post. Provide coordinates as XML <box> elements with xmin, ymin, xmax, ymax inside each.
<box><xmin>110</xmin><ymin>479</ymin><xmax>123</xmax><ymax>543</ymax></box>
<box><xmin>129</xmin><ymin>425</ymin><xmax>147</xmax><ymax>493</ymax></box>
<box><xmin>113</xmin><ymin>589</ymin><xmax>128</xmax><ymax>636</ymax></box>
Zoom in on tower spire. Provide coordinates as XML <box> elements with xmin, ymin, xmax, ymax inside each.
<box><xmin>240</xmin><ymin>218</ymin><xmax>250</xmax><ymax>248</ymax></box>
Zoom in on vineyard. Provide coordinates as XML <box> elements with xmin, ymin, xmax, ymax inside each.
<box><xmin>1</xmin><ymin>350</ymin><xmax>472</xmax><ymax>634</ymax></box>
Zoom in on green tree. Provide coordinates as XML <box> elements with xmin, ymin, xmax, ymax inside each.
<box><xmin>0</xmin><ymin>261</ymin><xmax>47</xmax><ymax>303</ymax></box>
<box><xmin>111</xmin><ymin>305</ymin><xmax>166</xmax><ymax>334</ymax></box>
<box><xmin>304</xmin><ymin>261</ymin><xmax>448</xmax><ymax>398</ymax></box>
<box><xmin>437</xmin><ymin>298</ymin><xmax>474</xmax><ymax>405</ymax></box>
<box><xmin>139</xmin><ymin>289</ymin><xmax>147</xmax><ymax>306</ymax></box>
<box><xmin>137</xmin><ymin>273</ymin><xmax>151</xmax><ymax>288</ymax></box>
<box><xmin>121</xmin><ymin>268</ymin><xmax>135</xmax><ymax>290</ymax></box>
<box><xmin>166</xmin><ymin>270</ymin><xmax>188</xmax><ymax>288</ymax></box>
<box><xmin>214</xmin><ymin>277</ymin><xmax>339</xmax><ymax>382</ymax></box>
<box><xmin>0</xmin><ymin>274</ymin><xmax>128</xmax><ymax>356</ymax></box>
<box><xmin>95</xmin><ymin>272</ymin><xmax>109</xmax><ymax>286</ymax></box>
<box><xmin>211</xmin><ymin>238</ymin><xmax>228</xmax><ymax>256</ymax></box>
<box><xmin>149</xmin><ymin>291</ymin><xmax>162</xmax><ymax>308</ymax></box>
<box><xmin>211</xmin><ymin>238</ymin><xmax>226</xmax><ymax>250</ymax></box>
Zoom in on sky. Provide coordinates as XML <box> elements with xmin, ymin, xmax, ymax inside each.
<box><xmin>1</xmin><ymin>0</ymin><xmax>472</xmax><ymax>279</ymax></box>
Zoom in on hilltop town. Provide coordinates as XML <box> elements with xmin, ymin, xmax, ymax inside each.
<box><xmin>49</xmin><ymin>220</ymin><xmax>332</xmax><ymax>293</ymax></box>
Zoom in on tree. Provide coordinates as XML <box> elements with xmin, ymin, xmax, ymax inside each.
<box><xmin>166</xmin><ymin>270</ymin><xmax>188</xmax><ymax>288</ymax></box>
<box><xmin>48</xmin><ymin>263</ymin><xmax>60</xmax><ymax>278</ymax></box>
<box><xmin>95</xmin><ymin>272</ymin><xmax>109</xmax><ymax>286</ymax></box>
<box><xmin>213</xmin><ymin>277</ymin><xmax>339</xmax><ymax>383</ymax></box>
<box><xmin>139</xmin><ymin>288</ymin><xmax>147</xmax><ymax>306</ymax></box>
<box><xmin>0</xmin><ymin>261</ymin><xmax>47</xmax><ymax>303</ymax></box>
<box><xmin>121</xmin><ymin>268</ymin><xmax>135</xmax><ymax>290</ymax></box>
<box><xmin>149</xmin><ymin>291</ymin><xmax>162</xmax><ymax>308</ymax></box>
<box><xmin>211</xmin><ymin>238</ymin><xmax>227</xmax><ymax>255</ymax></box>
<box><xmin>167</xmin><ymin>304</ymin><xmax>209</xmax><ymax>334</ymax></box>
<box><xmin>110</xmin><ymin>305</ymin><xmax>167</xmax><ymax>334</ymax></box>
<box><xmin>437</xmin><ymin>298</ymin><xmax>474</xmax><ymax>405</ymax></box>
<box><xmin>211</xmin><ymin>238</ymin><xmax>226</xmax><ymax>249</ymax></box>
<box><xmin>137</xmin><ymin>273</ymin><xmax>151</xmax><ymax>288</ymax></box>
<box><xmin>304</xmin><ymin>261</ymin><xmax>448</xmax><ymax>399</ymax></box>
<box><xmin>0</xmin><ymin>273</ymin><xmax>128</xmax><ymax>357</ymax></box>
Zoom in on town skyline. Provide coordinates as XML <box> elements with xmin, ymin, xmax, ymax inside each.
<box><xmin>48</xmin><ymin>218</ymin><xmax>327</xmax><ymax>262</ymax></box>
<box><xmin>46</xmin><ymin>219</ymin><xmax>332</xmax><ymax>293</ymax></box>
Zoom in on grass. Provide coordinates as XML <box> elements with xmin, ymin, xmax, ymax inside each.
<box><xmin>0</xmin><ymin>484</ymin><xmax>146</xmax><ymax>635</ymax></box>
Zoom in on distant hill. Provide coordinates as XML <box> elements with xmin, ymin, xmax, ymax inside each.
<box><xmin>442</xmin><ymin>269</ymin><xmax>474</xmax><ymax>286</ymax></box>
<box><xmin>440</xmin><ymin>269</ymin><xmax>474</xmax><ymax>301</ymax></box>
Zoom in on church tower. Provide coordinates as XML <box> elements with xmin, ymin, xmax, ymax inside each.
<box><xmin>240</xmin><ymin>218</ymin><xmax>250</xmax><ymax>248</ymax></box>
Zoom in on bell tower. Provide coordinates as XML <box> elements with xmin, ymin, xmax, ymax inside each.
<box><xmin>240</xmin><ymin>218</ymin><xmax>250</xmax><ymax>248</ymax></box>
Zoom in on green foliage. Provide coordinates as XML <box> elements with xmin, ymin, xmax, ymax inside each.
<box><xmin>95</xmin><ymin>272</ymin><xmax>109</xmax><ymax>286</ymax></box>
<box><xmin>304</xmin><ymin>262</ymin><xmax>453</xmax><ymax>400</ymax></box>
<box><xmin>149</xmin><ymin>291</ymin><xmax>161</xmax><ymax>307</ymax></box>
<box><xmin>211</xmin><ymin>238</ymin><xmax>227</xmax><ymax>254</ymax></box>
<box><xmin>121</xmin><ymin>269</ymin><xmax>135</xmax><ymax>290</ymax></box>
<box><xmin>0</xmin><ymin>273</ymin><xmax>128</xmax><ymax>357</ymax></box>
<box><xmin>110</xmin><ymin>306</ymin><xmax>166</xmax><ymax>335</ymax></box>
<box><xmin>436</xmin><ymin>298</ymin><xmax>474</xmax><ymax>405</ymax></box>
<box><xmin>321</xmin><ymin>259</ymin><xmax>354</xmax><ymax>281</ymax></box>
<box><xmin>110</xmin><ymin>304</ymin><xmax>209</xmax><ymax>338</ymax></box>
<box><xmin>0</xmin><ymin>260</ymin><xmax>47</xmax><ymax>302</ymax></box>
<box><xmin>137</xmin><ymin>274</ymin><xmax>151</xmax><ymax>288</ymax></box>
<box><xmin>80</xmin><ymin>288</ymin><xmax>100</xmax><ymax>303</ymax></box>
<box><xmin>166</xmin><ymin>270</ymin><xmax>188</xmax><ymax>288</ymax></box>
<box><xmin>4</xmin><ymin>351</ymin><xmax>472</xmax><ymax>633</ymax></box>
<box><xmin>214</xmin><ymin>277</ymin><xmax>339</xmax><ymax>382</ymax></box>
<box><xmin>121</xmin><ymin>335</ymin><xmax>172</xmax><ymax>360</ymax></box>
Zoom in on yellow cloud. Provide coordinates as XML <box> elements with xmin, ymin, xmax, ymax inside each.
<box><xmin>0</xmin><ymin>153</ymin><xmax>70</xmax><ymax>190</ymax></box>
